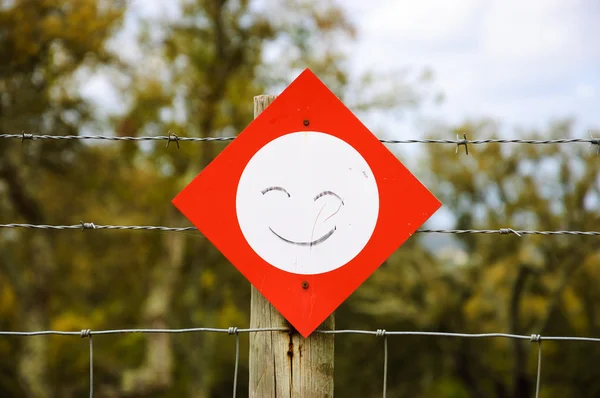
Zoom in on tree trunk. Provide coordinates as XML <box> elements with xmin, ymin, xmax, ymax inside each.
<box><xmin>0</xmin><ymin>159</ymin><xmax>53</xmax><ymax>398</ymax></box>
<box><xmin>18</xmin><ymin>234</ymin><xmax>54</xmax><ymax>398</ymax></box>
<box><xmin>509</xmin><ymin>265</ymin><xmax>532</xmax><ymax>398</ymax></box>
<box><xmin>121</xmin><ymin>207</ymin><xmax>186</xmax><ymax>395</ymax></box>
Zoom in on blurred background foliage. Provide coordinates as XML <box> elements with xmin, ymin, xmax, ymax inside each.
<box><xmin>0</xmin><ymin>0</ymin><xmax>599</xmax><ymax>397</ymax></box>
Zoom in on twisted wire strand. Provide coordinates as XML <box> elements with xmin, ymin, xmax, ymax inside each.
<box><xmin>0</xmin><ymin>327</ymin><xmax>288</xmax><ymax>336</ymax></box>
<box><xmin>1</xmin><ymin>328</ymin><xmax>599</xmax><ymax>342</ymax></box>
<box><xmin>1</xmin><ymin>223</ymin><xmax>599</xmax><ymax>235</ymax></box>
<box><xmin>1</xmin><ymin>133</ymin><xmax>599</xmax><ymax>146</ymax></box>
<box><xmin>0</xmin><ymin>134</ymin><xmax>235</xmax><ymax>142</ymax></box>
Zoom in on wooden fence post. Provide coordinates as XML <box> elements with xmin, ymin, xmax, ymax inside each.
<box><xmin>249</xmin><ymin>95</ymin><xmax>335</xmax><ymax>398</ymax></box>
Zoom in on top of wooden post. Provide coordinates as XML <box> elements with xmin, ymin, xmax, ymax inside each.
<box><xmin>254</xmin><ymin>95</ymin><xmax>277</xmax><ymax>118</ymax></box>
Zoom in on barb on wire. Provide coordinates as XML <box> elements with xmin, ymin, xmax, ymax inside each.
<box><xmin>1</xmin><ymin>223</ymin><xmax>599</xmax><ymax>236</ymax></box>
<box><xmin>590</xmin><ymin>131</ymin><xmax>600</xmax><ymax>155</ymax></box>
<box><xmin>456</xmin><ymin>133</ymin><xmax>469</xmax><ymax>155</ymax></box>
<box><xmin>80</xmin><ymin>222</ymin><xmax>96</xmax><ymax>230</ymax></box>
<box><xmin>499</xmin><ymin>228</ymin><xmax>522</xmax><ymax>237</ymax></box>
<box><xmin>21</xmin><ymin>132</ymin><xmax>34</xmax><ymax>142</ymax></box>
<box><xmin>2</xmin><ymin>133</ymin><xmax>600</xmax><ymax>148</ymax></box>
<box><xmin>166</xmin><ymin>131</ymin><xmax>180</xmax><ymax>149</ymax></box>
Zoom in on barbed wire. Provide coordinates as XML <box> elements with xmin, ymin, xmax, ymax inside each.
<box><xmin>1</xmin><ymin>133</ymin><xmax>600</xmax><ymax>150</ymax></box>
<box><xmin>0</xmin><ymin>223</ymin><xmax>197</xmax><ymax>232</ymax></box>
<box><xmin>2</xmin><ymin>326</ymin><xmax>600</xmax><ymax>397</ymax></box>
<box><xmin>0</xmin><ymin>133</ymin><xmax>233</xmax><ymax>143</ymax></box>
<box><xmin>0</xmin><ymin>223</ymin><xmax>598</xmax><ymax>236</ymax></box>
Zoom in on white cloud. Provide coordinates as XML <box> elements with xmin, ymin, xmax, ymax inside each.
<box><xmin>80</xmin><ymin>74</ymin><xmax>125</xmax><ymax>116</ymax></box>
<box><xmin>576</xmin><ymin>83</ymin><xmax>595</xmax><ymax>98</ymax></box>
<box><xmin>482</xmin><ymin>0</ymin><xmax>578</xmax><ymax>60</ymax></box>
<box><xmin>347</xmin><ymin>0</ymin><xmax>600</xmax><ymax>132</ymax></box>
<box><xmin>362</xmin><ymin>0</ymin><xmax>482</xmax><ymax>46</ymax></box>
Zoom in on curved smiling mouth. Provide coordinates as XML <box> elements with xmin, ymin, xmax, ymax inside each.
<box><xmin>269</xmin><ymin>226</ymin><xmax>336</xmax><ymax>247</ymax></box>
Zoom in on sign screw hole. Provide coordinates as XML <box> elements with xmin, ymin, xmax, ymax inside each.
<box><xmin>303</xmin><ymin>119</ymin><xmax>310</xmax><ymax>126</ymax></box>
<box><xmin>301</xmin><ymin>281</ymin><xmax>309</xmax><ymax>289</ymax></box>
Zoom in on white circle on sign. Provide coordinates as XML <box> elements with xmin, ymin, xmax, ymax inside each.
<box><xmin>236</xmin><ymin>131</ymin><xmax>379</xmax><ymax>275</ymax></box>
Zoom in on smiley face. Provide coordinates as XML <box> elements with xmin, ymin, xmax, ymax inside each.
<box><xmin>261</xmin><ymin>186</ymin><xmax>343</xmax><ymax>247</ymax></box>
<box><xmin>236</xmin><ymin>131</ymin><xmax>379</xmax><ymax>275</ymax></box>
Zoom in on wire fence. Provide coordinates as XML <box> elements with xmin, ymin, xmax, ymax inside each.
<box><xmin>1</xmin><ymin>132</ymin><xmax>599</xmax><ymax>398</ymax></box>
<box><xmin>0</xmin><ymin>132</ymin><xmax>599</xmax><ymax>154</ymax></box>
<box><xmin>2</xmin><ymin>326</ymin><xmax>600</xmax><ymax>398</ymax></box>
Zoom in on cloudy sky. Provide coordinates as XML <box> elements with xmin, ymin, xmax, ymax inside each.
<box><xmin>91</xmin><ymin>0</ymin><xmax>599</xmax><ymax>138</ymax></box>
<box><xmin>345</xmin><ymin>0</ymin><xmax>600</xmax><ymax>135</ymax></box>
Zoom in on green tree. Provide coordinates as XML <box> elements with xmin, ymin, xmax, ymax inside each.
<box><xmin>336</xmin><ymin>120</ymin><xmax>600</xmax><ymax>397</ymax></box>
<box><xmin>0</xmin><ymin>1</ymin><xmax>124</xmax><ymax>396</ymax></box>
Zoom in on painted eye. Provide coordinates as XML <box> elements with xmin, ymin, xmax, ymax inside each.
<box><xmin>314</xmin><ymin>190</ymin><xmax>344</xmax><ymax>205</ymax></box>
<box><xmin>261</xmin><ymin>186</ymin><xmax>291</xmax><ymax>197</ymax></box>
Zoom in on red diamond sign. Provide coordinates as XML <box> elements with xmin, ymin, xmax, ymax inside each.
<box><xmin>172</xmin><ymin>69</ymin><xmax>441</xmax><ymax>337</ymax></box>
